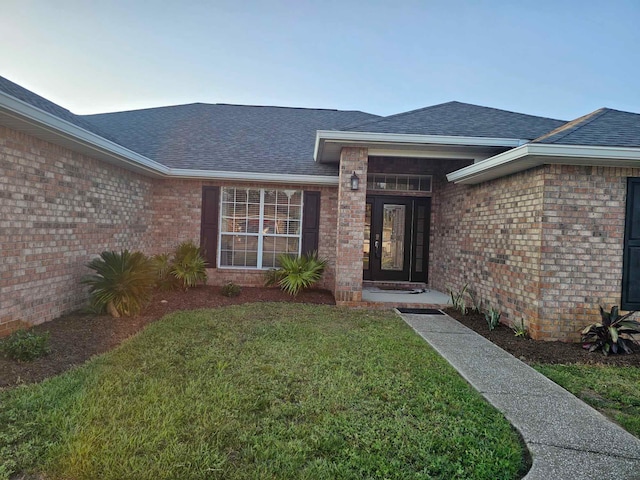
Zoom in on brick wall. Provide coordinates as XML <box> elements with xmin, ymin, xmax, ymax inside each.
<box><xmin>150</xmin><ymin>179</ymin><xmax>338</xmax><ymax>291</ymax></box>
<box><xmin>430</xmin><ymin>166</ymin><xmax>545</xmax><ymax>334</ymax></box>
<box><xmin>0</xmin><ymin>126</ymin><xmax>153</xmax><ymax>334</ymax></box>
<box><xmin>431</xmin><ymin>164</ymin><xmax>638</xmax><ymax>341</ymax></box>
<box><xmin>334</xmin><ymin>147</ymin><xmax>368</xmax><ymax>304</ymax></box>
<box><xmin>537</xmin><ymin>165</ymin><xmax>640</xmax><ymax>340</ymax></box>
<box><xmin>0</xmin><ymin>127</ymin><xmax>339</xmax><ymax>335</ymax></box>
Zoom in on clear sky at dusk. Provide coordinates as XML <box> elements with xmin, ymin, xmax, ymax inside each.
<box><xmin>2</xmin><ymin>0</ymin><xmax>639</xmax><ymax>121</ymax></box>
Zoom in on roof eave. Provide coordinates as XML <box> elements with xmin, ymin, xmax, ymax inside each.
<box><xmin>0</xmin><ymin>91</ymin><xmax>339</xmax><ymax>185</ymax></box>
<box><xmin>314</xmin><ymin>130</ymin><xmax>527</xmax><ymax>163</ymax></box>
<box><xmin>0</xmin><ymin>90</ymin><xmax>170</xmax><ymax>177</ymax></box>
<box><xmin>447</xmin><ymin>144</ymin><xmax>640</xmax><ymax>184</ymax></box>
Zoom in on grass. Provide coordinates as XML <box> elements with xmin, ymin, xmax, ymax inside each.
<box><xmin>0</xmin><ymin>304</ymin><xmax>527</xmax><ymax>479</ymax></box>
<box><xmin>534</xmin><ymin>364</ymin><xmax>640</xmax><ymax>438</ymax></box>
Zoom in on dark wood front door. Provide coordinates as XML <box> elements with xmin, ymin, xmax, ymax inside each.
<box><xmin>363</xmin><ymin>196</ymin><xmax>430</xmax><ymax>282</ymax></box>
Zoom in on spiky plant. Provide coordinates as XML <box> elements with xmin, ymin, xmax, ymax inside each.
<box><xmin>582</xmin><ymin>306</ymin><xmax>640</xmax><ymax>355</ymax></box>
<box><xmin>170</xmin><ymin>241</ymin><xmax>207</xmax><ymax>290</ymax></box>
<box><xmin>82</xmin><ymin>250</ymin><xmax>156</xmax><ymax>317</ymax></box>
<box><xmin>264</xmin><ymin>251</ymin><xmax>326</xmax><ymax>296</ymax></box>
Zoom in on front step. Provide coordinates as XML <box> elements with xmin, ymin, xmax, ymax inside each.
<box><xmin>362</xmin><ymin>281</ymin><xmax>428</xmax><ymax>291</ymax></box>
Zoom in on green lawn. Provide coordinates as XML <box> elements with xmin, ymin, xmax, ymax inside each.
<box><xmin>534</xmin><ymin>364</ymin><xmax>640</xmax><ymax>438</ymax></box>
<box><xmin>0</xmin><ymin>304</ymin><xmax>527</xmax><ymax>479</ymax></box>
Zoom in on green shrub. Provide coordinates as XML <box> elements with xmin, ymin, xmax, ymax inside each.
<box><xmin>264</xmin><ymin>251</ymin><xmax>326</xmax><ymax>296</ymax></box>
<box><xmin>170</xmin><ymin>241</ymin><xmax>207</xmax><ymax>290</ymax></box>
<box><xmin>449</xmin><ymin>284</ymin><xmax>468</xmax><ymax>315</ymax></box>
<box><xmin>511</xmin><ymin>319</ymin><xmax>529</xmax><ymax>338</ymax></box>
<box><xmin>82</xmin><ymin>250</ymin><xmax>156</xmax><ymax>317</ymax></box>
<box><xmin>1</xmin><ymin>329</ymin><xmax>50</xmax><ymax>361</ymax></box>
<box><xmin>582</xmin><ymin>306</ymin><xmax>640</xmax><ymax>355</ymax></box>
<box><xmin>484</xmin><ymin>306</ymin><xmax>501</xmax><ymax>331</ymax></box>
<box><xmin>221</xmin><ymin>282</ymin><xmax>242</xmax><ymax>297</ymax></box>
<box><xmin>151</xmin><ymin>253</ymin><xmax>177</xmax><ymax>291</ymax></box>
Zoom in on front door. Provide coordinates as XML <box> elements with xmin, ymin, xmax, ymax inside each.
<box><xmin>363</xmin><ymin>196</ymin><xmax>430</xmax><ymax>282</ymax></box>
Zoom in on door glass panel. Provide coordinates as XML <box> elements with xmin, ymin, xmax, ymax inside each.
<box><xmin>414</xmin><ymin>205</ymin><xmax>425</xmax><ymax>273</ymax></box>
<box><xmin>363</xmin><ymin>203</ymin><xmax>371</xmax><ymax>270</ymax></box>
<box><xmin>382</xmin><ymin>204</ymin><xmax>405</xmax><ymax>271</ymax></box>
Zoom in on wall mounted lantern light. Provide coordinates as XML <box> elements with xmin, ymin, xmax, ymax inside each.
<box><xmin>350</xmin><ymin>171</ymin><xmax>359</xmax><ymax>191</ymax></box>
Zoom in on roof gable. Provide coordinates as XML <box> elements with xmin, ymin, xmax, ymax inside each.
<box><xmin>533</xmin><ymin>108</ymin><xmax>640</xmax><ymax>147</ymax></box>
<box><xmin>344</xmin><ymin>101</ymin><xmax>566</xmax><ymax>140</ymax></box>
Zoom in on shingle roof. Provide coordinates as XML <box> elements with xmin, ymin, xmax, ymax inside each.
<box><xmin>344</xmin><ymin>101</ymin><xmax>566</xmax><ymax>140</ymax></box>
<box><xmin>82</xmin><ymin>104</ymin><xmax>379</xmax><ymax>176</ymax></box>
<box><xmin>532</xmin><ymin>108</ymin><xmax>640</xmax><ymax>147</ymax></box>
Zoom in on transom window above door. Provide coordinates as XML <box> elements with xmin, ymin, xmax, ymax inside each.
<box><xmin>219</xmin><ymin>187</ymin><xmax>302</xmax><ymax>269</ymax></box>
<box><xmin>367</xmin><ymin>174</ymin><xmax>432</xmax><ymax>193</ymax></box>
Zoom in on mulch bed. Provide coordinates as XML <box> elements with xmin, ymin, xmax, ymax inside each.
<box><xmin>2</xmin><ymin>291</ymin><xmax>638</xmax><ymax>388</ymax></box>
<box><xmin>443</xmin><ymin>308</ymin><xmax>640</xmax><ymax>367</ymax></box>
<box><xmin>0</xmin><ymin>286</ymin><xmax>334</xmax><ymax>388</ymax></box>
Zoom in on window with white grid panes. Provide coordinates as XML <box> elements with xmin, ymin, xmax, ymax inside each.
<box><xmin>366</xmin><ymin>174</ymin><xmax>432</xmax><ymax>193</ymax></box>
<box><xmin>219</xmin><ymin>187</ymin><xmax>302</xmax><ymax>268</ymax></box>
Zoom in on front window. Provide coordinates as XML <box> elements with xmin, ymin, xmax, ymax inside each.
<box><xmin>219</xmin><ymin>187</ymin><xmax>302</xmax><ymax>268</ymax></box>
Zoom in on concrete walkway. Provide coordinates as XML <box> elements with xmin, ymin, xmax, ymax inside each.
<box><xmin>399</xmin><ymin>312</ymin><xmax>640</xmax><ymax>480</ymax></box>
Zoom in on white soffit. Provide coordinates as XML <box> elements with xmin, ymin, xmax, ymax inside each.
<box><xmin>314</xmin><ymin>130</ymin><xmax>525</xmax><ymax>163</ymax></box>
<box><xmin>447</xmin><ymin>144</ymin><xmax>640</xmax><ymax>184</ymax></box>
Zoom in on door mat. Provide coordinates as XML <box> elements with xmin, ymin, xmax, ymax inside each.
<box><xmin>396</xmin><ymin>308</ymin><xmax>444</xmax><ymax>315</ymax></box>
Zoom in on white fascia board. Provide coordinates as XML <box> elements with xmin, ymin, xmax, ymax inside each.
<box><xmin>0</xmin><ymin>91</ymin><xmax>170</xmax><ymax>176</ymax></box>
<box><xmin>447</xmin><ymin>143</ymin><xmax>640</xmax><ymax>184</ymax></box>
<box><xmin>0</xmin><ymin>92</ymin><xmax>339</xmax><ymax>185</ymax></box>
<box><xmin>314</xmin><ymin>129</ymin><xmax>525</xmax><ymax>162</ymax></box>
<box><xmin>169</xmin><ymin>168</ymin><xmax>339</xmax><ymax>185</ymax></box>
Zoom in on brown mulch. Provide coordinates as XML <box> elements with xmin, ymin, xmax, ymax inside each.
<box><xmin>0</xmin><ymin>286</ymin><xmax>335</xmax><ymax>388</ymax></box>
<box><xmin>443</xmin><ymin>308</ymin><xmax>640</xmax><ymax>367</ymax></box>
<box><xmin>3</xmin><ymin>291</ymin><xmax>639</xmax><ymax>389</ymax></box>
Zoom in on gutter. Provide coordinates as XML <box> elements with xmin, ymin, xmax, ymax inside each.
<box><xmin>314</xmin><ymin>130</ymin><xmax>526</xmax><ymax>162</ymax></box>
<box><xmin>0</xmin><ymin>91</ymin><xmax>339</xmax><ymax>186</ymax></box>
<box><xmin>447</xmin><ymin>143</ymin><xmax>640</xmax><ymax>184</ymax></box>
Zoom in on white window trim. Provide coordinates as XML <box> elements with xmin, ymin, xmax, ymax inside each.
<box><xmin>217</xmin><ymin>187</ymin><xmax>303</xmax><ymax>270</ymax></box>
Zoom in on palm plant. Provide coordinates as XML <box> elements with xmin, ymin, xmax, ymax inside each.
<box><xmin>582</xmin><ymin>306</ymin><xmax>640</xmax><ymax>355</ymax></box>
<box><xmin>82</xmin><ymin>250</ymin><xmax>156</xmax><ymax>317</ymax></box>
<box><xmin>170</xmin><ymin>241</ymin><xmax>207</xmax><ymax>290</ymax></box>
<box><xmin>265</xmin><ymin>251</ymin><xmax>326</xmax><ymax>296</ymax></box>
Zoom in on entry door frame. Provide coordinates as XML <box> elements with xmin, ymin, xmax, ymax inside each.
<box><xmin>364</xmin><ymin>195</ymin><xmax>431</xmax><ymax>282</ymax></box>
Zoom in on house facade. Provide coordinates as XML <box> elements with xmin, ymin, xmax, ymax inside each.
<box><xmin>1</xmin><ymin>75</ymin><xmax>640</xmax><ymax>340</ymax></box>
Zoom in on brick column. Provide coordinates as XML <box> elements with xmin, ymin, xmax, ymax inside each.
<box><xmin>335</xmin><ymin>147</ymin><xmax>368</xmax><ymax>304</ymax></box>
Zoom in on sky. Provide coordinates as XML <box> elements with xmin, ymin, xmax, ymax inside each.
<box><xmin>2</xmin><ymin>0</ymin><xmax>640</xmax><ymax>121</ymax></box>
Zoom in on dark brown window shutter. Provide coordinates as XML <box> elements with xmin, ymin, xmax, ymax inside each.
<box><xmin>301</xmin><ymin>191</ymin><xmax>320</xmax><ymax>255</ymax></box>
<box><xmin>200</xmin><ymin>186</ymin><xmax>219</xmax><ymax>267</ymax></box>
<box><xmin>622</xmin><ymin>178</ymin><xmax>640</xmax><ymax>309</ymax></box>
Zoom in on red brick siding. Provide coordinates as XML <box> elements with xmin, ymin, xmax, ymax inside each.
<box><xmin>430</xmin><ymin>166</ymin><xmax>545</xmax><ymax>334</ymax></box>
<box><xmin>334</xmin><ymin>147</ymin><xmax>368</xmax><ymax>303</ymax></box>
<box><xmin>0</xmin><ymin>126</ymin><xmax>153</xmax><ymax>333</ymax></box>
<box><xmin>150</xmin><ymin>179</ymin><xmax>338</xmax><ymax>290</ymax></box>
<box><xmin>537</xmin><ymin>165</ymin><xmax>640</xmax><ymax>340</ymax></box>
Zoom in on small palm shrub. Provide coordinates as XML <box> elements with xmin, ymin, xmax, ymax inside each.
<box><xmin>152</xmin><ymin>253</ymin><xmax>177</xmax><ymax>291</ymax></box>
<box><xmin>484</xmin><ymin>306</ymin><xmax>501</xmax><ymax>331</ymax></box>
<box><xmin>264</xmin><ymin>251</ymin><xmax>327</xmax><ymax>296</ymax></box>
<box><xmin>221</xmin><ymin>282</ymin><xmax>242</xmax><ymax>297</ymax></box>
<box><xmin>1</xmin><ymin>329</ymin><xmax>50</xmax><ymax>361</ymax></box>
<box><xmin>82</xmin><ymin>250</ymin><xmax>156</xmax><ymax>317</ymax></box>
<box><xmin>170</xmin><ymin>241</ymin><xmax>207</xmax><ymax>290</ymax></box>
<box><xmin>582</xmin><ymin>306</ymin><xmax>640</xmax><ymax>355</ymax></box>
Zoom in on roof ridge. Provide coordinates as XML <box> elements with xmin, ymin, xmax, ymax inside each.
<box><xmin>341</xmin><ymin>101</ymin><xmax>566</xmax><ymax>132</ymax></box>
<box><xmin>82</xmin><ymin>102</ymin><xmax>376</xmax><ymax>117</ymax></box>
<box><xmin>340</xmin><ymin>101</ymin><xmax>460</xmax><ymax>130</ymax></box>
<box><xmin>532</xmin><ymin>108</ymin><xmax>611</xmax><ymax>144</ymax></box>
